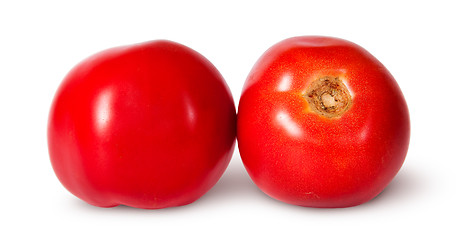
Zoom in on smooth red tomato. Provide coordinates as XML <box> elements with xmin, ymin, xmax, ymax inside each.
<box><xmin>48</xmin><ymin>40</ymin><xmax>236</xmax><ymax>209</ymax></box>
<box><xmin>237</xmin><ymin>36</ymin><xmax>410</xmax><ymax>208</ymax></box>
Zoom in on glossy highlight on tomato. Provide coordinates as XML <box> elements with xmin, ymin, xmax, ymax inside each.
<box><xmin>237</xmin><ymin>36</ymin><xmax>410</xmax><ymax>208</ymax></box>
<box><xmin>48</xmin><ymin>40</ymin><xmax>236</xmax><ymax>209</ymax></box>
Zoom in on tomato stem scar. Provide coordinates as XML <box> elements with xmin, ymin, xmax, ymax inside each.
<box><xmin>304</xmin><ymin>76</ymin><xmax>352</xmax><ymax>118</ymax></box>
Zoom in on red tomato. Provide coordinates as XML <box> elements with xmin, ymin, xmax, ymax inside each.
<box><xmin>237</xmin><ymin>36</ymin><xmax>410</xmax><ymax>208</ymax></box>
<box><xmin>48</xmin><ymin>40</ymin><xmax>236</xmax><ymax>209</ymax></box>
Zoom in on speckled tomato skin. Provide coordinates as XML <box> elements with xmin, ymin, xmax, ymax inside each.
<box><xmin>237</xmin><ymin>36</ymin><xmax>410</xmax><ymax>208</ymax></box>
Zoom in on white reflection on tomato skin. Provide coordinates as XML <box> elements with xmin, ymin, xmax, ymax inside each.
<box><xmin>277</xmin><ymin>73</ymin><xmax>292</xmax><ymax>92</ymax></box>
<box><xmin>94</xmin><ymin>89</ymin><xmax>113</xmax><ymax>135</ymax></box>
<box><xmin>358</xmin><ymin>117</ymin><xmax>372</xmax><ymax>142</ymax></box>
<box><xmin>182</xmin><ymin>93</ymin><xmax>197</xmax><ymax>131</ymax></box>
<box><xmin>276</xmin><ymin>110</ymin><xmax>303</xmax><ymax>138</ymax></box>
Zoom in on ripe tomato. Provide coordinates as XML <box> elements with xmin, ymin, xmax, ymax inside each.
<box><xmin>48</xmin><ymin>40</ymin><xmax>236</xmax><ymax>209</ymax></box>
<box><xmin>237</xmin><ymin>36</ymin><xmax>410</xmax><ymax>208</ymax></box>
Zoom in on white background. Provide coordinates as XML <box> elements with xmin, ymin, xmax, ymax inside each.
<box><xmin>1</xmin><ymin>0</ymin><xmax>454</xmax><ymax>239</ymax></box>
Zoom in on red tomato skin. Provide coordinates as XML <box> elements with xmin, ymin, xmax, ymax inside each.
<box><xmin>48</xmin><ymin>40</ymin><xmax>236</xmax><ymax>209</ymax></box>
<box><xmin>237</xmin><ymin>36</ymin><xmax>410</xmax><ymax>208</ymax></box>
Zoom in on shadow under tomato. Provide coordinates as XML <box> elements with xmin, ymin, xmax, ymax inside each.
<box><xmin>363</xmin><ymin>163</ymin><xmax>423</xmax><ymax>208</ymax></box>
<box><xmin>69</xmin><ymin>156</ymin><xmax>423</xmax><ymax>212</ymax></box>
<box><xmin>197</xmin><ymin>153</ymin><xmax>265</xmax><ymax>205</ymax></box>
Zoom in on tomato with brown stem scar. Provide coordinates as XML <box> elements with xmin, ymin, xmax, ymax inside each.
<box><xmin>237</xmin><ymin>36</ymin><xmax>410</xmax><ymax>208</ymax></box>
